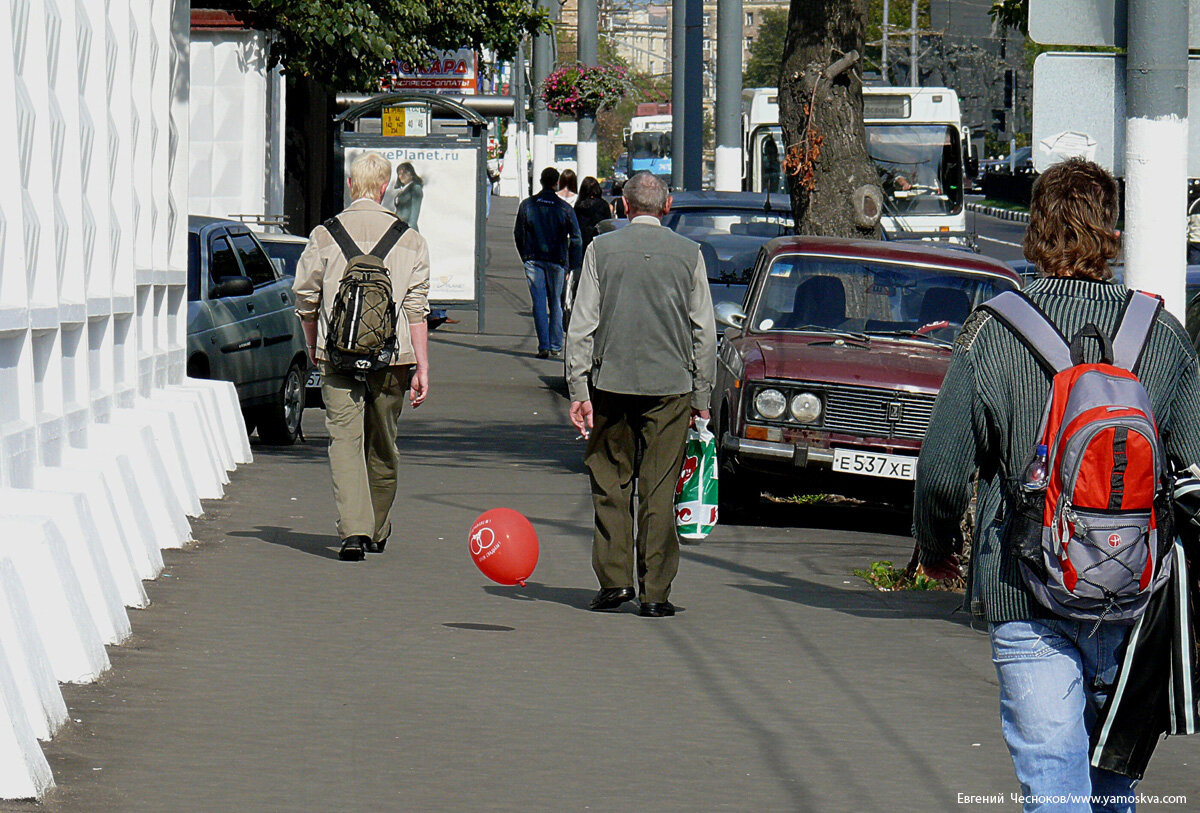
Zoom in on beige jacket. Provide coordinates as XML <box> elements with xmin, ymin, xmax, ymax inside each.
<box><xmin>293</xmin><ymin>198</ymin><xmax>431</xmax><ymax>365</ymax></box>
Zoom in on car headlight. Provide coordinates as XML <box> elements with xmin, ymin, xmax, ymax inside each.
<box><xmin>790</xmin><ymin>392</ymin><xmax>822</xmax><ymax>423</ymax></box>
<box><xmin>754</xmin><ymin>388</ymin><xmax>787</xmax><ymax>420</ymax></box>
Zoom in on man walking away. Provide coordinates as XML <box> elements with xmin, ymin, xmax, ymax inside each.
<box><xmin>565</xmin><ymin>171</ymin><xmax>717</xmax><ymax>617</ymax></box>
<box><xmin>294</xmin><ymin>152</ymin><xmax>431</xmax><ymax>561</ymax></box>
<box><xmin>514</xmin><ymin>166</ymin><xmax>581</xmax><ymax>359</ymax></box>
<box><xmin>914</xmin><ymin>158</ymin><xmax>1200</xmax><ymax>810</ymax></box>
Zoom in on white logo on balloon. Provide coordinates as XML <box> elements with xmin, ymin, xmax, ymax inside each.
<box><xmin>470</xmin><ymin>526</ymin><xmax>497</xmax><ymax>556</ymax></box>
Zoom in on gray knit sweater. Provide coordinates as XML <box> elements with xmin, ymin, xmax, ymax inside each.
<box><xmin>913</xmin><ymin>277</ymin><xmax>1200</xmax><ymax>623</ymax></box>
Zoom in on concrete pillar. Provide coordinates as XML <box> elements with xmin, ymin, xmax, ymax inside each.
<box><xmin>715</xmin><ymin>0</ymin><xmax>744</xmax><ymax>191</ymax></box>
<box><xmin>1123</xmin><ymin>0</ymin><xmax>1189</xmax><ymax>318</ymax></box>
<box><xmin>577</xmin><ymin>0</ymin><xmax>599</xmax><ymax>180</ymax></box>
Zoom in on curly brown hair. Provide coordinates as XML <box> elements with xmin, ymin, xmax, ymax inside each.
<box><xmin>1022</xmin><ymin>158</ymin><xmax>1121</xmax><ymax>281</ymax></box>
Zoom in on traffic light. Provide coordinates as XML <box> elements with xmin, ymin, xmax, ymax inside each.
<box><xmin>992</xmin><ymin>108</ymin><xmax>1007</xmax><ymax>133</ymax></box>
<box><xmin>1004</xmin><ymin>70</ymin><xmax>1015</xmax><ymax>109</ymax></box>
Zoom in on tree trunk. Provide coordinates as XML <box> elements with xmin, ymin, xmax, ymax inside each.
<box><xmin>780</xmin><ymin>0</ymin><xmax>882</xmax><ymax>238</ymax></box>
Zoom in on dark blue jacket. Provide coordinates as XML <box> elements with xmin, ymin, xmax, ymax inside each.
<box><xmin>514</xmin><ymin>188</ymin><xmax>582</xmax><ymax>269</ymax></box>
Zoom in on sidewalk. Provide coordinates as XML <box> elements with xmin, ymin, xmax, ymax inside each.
<box><xmin>14</xmin><ymin>198</ymin><xmax>1198</xmax><ymax>812</ymax></box>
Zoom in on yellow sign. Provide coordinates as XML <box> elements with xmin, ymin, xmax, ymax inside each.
<box><xmin>381</xmin><ymin>105</ymin><xmax>429</xmax><ymax>137</ymax></box>
<box><xmin>382</xmin><ymin>106</ymin><xmax>406</xmax><ymax>136</ymax></box>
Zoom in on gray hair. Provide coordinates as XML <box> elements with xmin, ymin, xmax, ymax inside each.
<box><xmin>622</xmin><ymin>171</ymin><xmax>669</xmax><ymax>216</ymax></box>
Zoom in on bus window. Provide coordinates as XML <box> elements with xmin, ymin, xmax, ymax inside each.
<box><xmin>867</xmin><ymin>124</ymin><xmax>963</xmax><ymax>217</ymax></box>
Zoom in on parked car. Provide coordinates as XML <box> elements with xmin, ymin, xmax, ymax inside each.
<box><xmin>663</xmin><ymin>191</ymin><xmax>795</xmax><ymax>311</ymax></box>
<box><xmin>257</xmin><ymin>231</ymin><xmax>310</xmax><ymax>279</ymax></box>
<box><xmin>711</xmin><ymin>235</ymin><xmax>1020</xmax><ymax>515</ymax></box>
<box><xmin>256</xmin><ymin>230</ymin><xmax>323</xmax><ymax>406</ymax></box>
<box><xmin>187</xmin><ymin>216</ymin><xmax>309</xmax><ymax>444</ymax></box>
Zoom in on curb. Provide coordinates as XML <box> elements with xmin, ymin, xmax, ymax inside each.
<box><xmin>967</xmin><ymin>201</ymin><xmax>1030</xmax><ymax>224</ymax></box>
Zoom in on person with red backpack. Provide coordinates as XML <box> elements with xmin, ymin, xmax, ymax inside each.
<box><xmin>915</xmin><ymin>158</ymin><xmax>1200</xmax><ymax>810</ymax></box>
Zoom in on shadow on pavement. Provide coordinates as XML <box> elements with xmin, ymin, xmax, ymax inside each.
<box><xmin>682</xmin><ymin>548</ymin><xmax>972</xmax><ymax>626</ymax></box>
<box><xmin>482</xmin><ymin>581</ymin><xmax>599</xmax><ymax>611</ymax></box>
<box><xmin>735</xmin><ymin>498</ymin><xmax>913</xmax><ymax>536</ymax></box>
<box><xmin>399</xmin><ymin>419</ymin><xmax>585</xmax><ymax>474</ymax></box>
<box><xmin>227</xmin><ymin>525</ymin><xmax>341</xmax><ymax>560</ymax></box>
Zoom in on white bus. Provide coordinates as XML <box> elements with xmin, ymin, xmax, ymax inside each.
<box><xmin>626</xmin><ymin>113</ymin><xmax>673</xmax><ymax>179</ymax></box>
<box><xmin>744</xmin><ymin>86</ymin><xmax>969</xmax><ymax>236</ymax></box>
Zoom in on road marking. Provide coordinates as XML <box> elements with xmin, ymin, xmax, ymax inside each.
<box><xmin>978</xmin><ymin>235</ymin><xmax>1024</xmax><ymax>248</ymax></box>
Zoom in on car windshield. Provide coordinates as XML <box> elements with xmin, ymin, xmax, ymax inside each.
<box><xmin>750</xmin><ymin>255</ymin><xmax>1010</xmax><ymax>343</ymax></box>
<box><xmin>629</xmin><ymin>131</ymin><xmax>671</xmax><ymax>160</ymax></box>
<box><xmin>867</xmin><ymin>124</ymin><xmax>963</xmax><ymax>217</ymax></box>
<box><xmin>263</xmin><ymin>241</ymin><xmax>306</xmax><ymax>277</ymax></box>
<box><xmin>669</xmin><ymin>209</ymin><xmax>792</xmax><ymax>238</ymax></box>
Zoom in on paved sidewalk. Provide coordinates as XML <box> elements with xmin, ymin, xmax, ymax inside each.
<box><xmin>11</xmin><ymin>199</ymin><xmax>1198</xmax><ymax>812</ymax></box>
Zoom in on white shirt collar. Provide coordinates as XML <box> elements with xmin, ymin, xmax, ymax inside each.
<box><xmin>630</xmin><ymin>215</ymin><xmax>662</xmax><ymax>225</ymax></box>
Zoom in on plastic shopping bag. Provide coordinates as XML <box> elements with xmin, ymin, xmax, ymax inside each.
<box><xmin>675</xmin><ymin>417</ymin><xmax>719</xmax><ymax>540</ymax></box>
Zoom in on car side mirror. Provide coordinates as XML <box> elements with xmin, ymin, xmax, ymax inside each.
<box><xmin>210</xmin><ymin>276</ymin><xmax>253</xmax><ymax>299</ymax></box>
<box><xmin>714</xmin><ymin>301</ymin><xmax>747</xmax><ymax>330</ymax></box>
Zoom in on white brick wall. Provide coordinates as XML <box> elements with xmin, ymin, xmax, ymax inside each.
<box><xmin>0</xmin><ymin>0</ymin><xmax>249</xmax><ymax>799</ymax></box>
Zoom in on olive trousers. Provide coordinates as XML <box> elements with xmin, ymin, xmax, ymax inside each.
<box><xmin>321</xmin><ymin>364</ymin><xmax>413</xmax><ymax>542</ymax></box>
<box><xmin>586</xmin><ymin>389</ymin><xmax>691</xmax><ymax>603</ymax></box>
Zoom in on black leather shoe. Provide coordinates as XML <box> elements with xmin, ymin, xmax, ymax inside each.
<box><xmin>365</xmin><ymin>535</ymin><xmax>387</xmax><ymax>553</ymax></box>
<box><xmin>589</xmin><ymin>587</ymin><xmax>635</xmax><ymax>611</ymax></box>
<box><xmin>339</xmin><ymin>535</ymin><xmax>368</xmax><ymax>561</ymax></box>
<box><xmin>638</xmin><ymin>601</ymin><xmax>676</xmax><ymax>618</ymax></box>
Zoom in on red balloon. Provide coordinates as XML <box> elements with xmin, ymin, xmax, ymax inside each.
<box><xmin>469</xmin><ymin>508</ymin><xmax>539</xmax><ymax>586</ymax></box>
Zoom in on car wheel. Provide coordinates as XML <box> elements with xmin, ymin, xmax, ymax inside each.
<box><xmin>716</xmin><ymin>421</ymin><xmax>760</xmax><ymax>523</ymax></box>
<box><xmin>256</xmin><ymin>362</ymin><xmax>305</xmax><ymax>445</ymax></box>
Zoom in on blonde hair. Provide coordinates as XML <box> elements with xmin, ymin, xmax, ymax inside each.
<box><xmin>349</xmin><ymin>152</ymin><xmax>393</xmax><ymax>201</ymax></box>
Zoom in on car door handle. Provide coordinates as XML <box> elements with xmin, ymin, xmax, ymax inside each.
<box><xmin>279</xmin><ymin>292</ymin><xmax>289</xmax><ymax>304</ymax></box>
<box><xmin>246</xmin><ymin>302</ymin><xmax>255</xmax><ymax>313</ymax></box>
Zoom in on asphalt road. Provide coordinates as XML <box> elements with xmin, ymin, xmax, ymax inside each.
<box><xmin>966</xmin><ymin>202</ymin><xmax>1028</xmax><ymax>265</ymax></box>
<box><xmin>10</xmin><ymin>198</ymin><xmax>1197</xmax><ymax>812</ymax></box>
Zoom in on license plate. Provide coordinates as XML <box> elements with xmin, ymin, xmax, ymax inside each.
<box><xmin>831</xmin><ymin>449</ymin><xmax>917</xmax><ymax>481</ymax></box>
<box><xmin>306</xmin><ymin>370</ymin><xmax>322</xmax><ymax>388</ymax></box>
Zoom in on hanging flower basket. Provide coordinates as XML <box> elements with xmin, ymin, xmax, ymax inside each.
<box><xmin>541</xmin><ymin>63</ymin><xmax>628</xmax><ymax>118</ymax></box>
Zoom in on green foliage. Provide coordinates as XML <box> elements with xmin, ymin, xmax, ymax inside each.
<box><xmin>989</xmin><ymin>0</ymin><xmax>1028</xmax><ymax>36</ymax></box>
<box><xmin>853</xmin><ymin>560</ymin><xmax>941</xmax><ymax>591</ymax></box>
<box><xmin>239</xmin><ymin>0</ymin><xmax>548</xmax><ymax>90</ymax></box>
<box><xmin>596</xmin><ymin>38</ymin><xmax>671</xmax><ymax>177</ymax></box>
<box><xmin>742</xmin><ymin>8</ymin><xmax>789</xmax><ymax>88</ymax></box>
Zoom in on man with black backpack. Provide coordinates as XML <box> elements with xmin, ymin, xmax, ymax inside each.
<box><xmin>915</xmin><ymin>158</ymin><xmax>1200</xmax><ymax>810</ymax></box>
<box><xmin>294</xmin><ymin>152</ymin><xmax>430</xmax><ymax>562</ymax></box>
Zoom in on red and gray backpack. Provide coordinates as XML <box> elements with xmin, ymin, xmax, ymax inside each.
<box><xmin>983</xmin><ymin>289</ymin><xmax>1173</xmax><ymax>623</ymax></box>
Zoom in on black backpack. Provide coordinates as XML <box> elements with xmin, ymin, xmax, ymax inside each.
<box><xmin>323</xmin><ymin>215</ymin><xmax>408</xmax><ymax>376</ymax></box>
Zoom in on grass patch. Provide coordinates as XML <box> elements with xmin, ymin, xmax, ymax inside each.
<box><xmin>854</xmin><ymin>559</ymin><xmax>955</xmax><ymax>592</ymax></box>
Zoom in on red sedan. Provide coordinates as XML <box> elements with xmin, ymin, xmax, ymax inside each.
<box><xmin>711</xmin><ymin>236</ymin><xmax>1020</xmax><ymax>516</ymax></box>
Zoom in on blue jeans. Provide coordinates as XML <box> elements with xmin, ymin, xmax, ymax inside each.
<box><xmin>990</xmin><ymin>619</ymin><xmax>1137</xmax><ymax>813</ymax></box>
<box><xmin>523</xmin><ymin>260</ymin><xmax>565</xmax><ymax>352</ymax></box>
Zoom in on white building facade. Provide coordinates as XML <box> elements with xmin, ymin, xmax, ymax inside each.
<box><xmin>0</xmin><ymin>0</ymin><xmax>247</xmax><ymax>799</ymax></box>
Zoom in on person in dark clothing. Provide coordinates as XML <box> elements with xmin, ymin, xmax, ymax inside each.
<box><xmin>513</xmin><ymin>167</ymin><xmax>582</xmax><ymax>358</ymax></box>
<box><xmin>573</xmin><ymin>177</ymin><xmax>613</xmax><ymax>253</ymax></box>
<box><xmin>914</xmin><ymin>158</ymin><xmax>1200</xmax><ymax>811</ymax></box>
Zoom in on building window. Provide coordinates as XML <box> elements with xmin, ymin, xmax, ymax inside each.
<box><xmin>745</xmin><ymin>12</ymin><xmax>753</xmax><ymax>26</ymax></box>
<box><xmin>703</xmin><ymin>14</ymin><xmax>710</xmax><ymax>26</ymax></box>
<box><xmin>745</xmin><ymin>36</ymin><xmax>753</xmax><ymax>50</ymax></box>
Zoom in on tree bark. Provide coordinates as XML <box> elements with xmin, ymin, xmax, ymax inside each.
<box><xmin>780</xmin><ymin>0</ymin><xmax>882</xmax><ymax>238</ymax></box>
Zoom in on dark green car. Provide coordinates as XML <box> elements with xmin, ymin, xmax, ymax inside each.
<box><xmin>187</xmin><ymin>216</ymin><xmax>308</xmax><ymax>444</ymax></box>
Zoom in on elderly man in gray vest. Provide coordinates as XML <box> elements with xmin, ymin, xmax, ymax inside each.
<box><xmin>565</xmin><ymin>171</ymin><xmax>717</xmax><ymax>617</ymax></box>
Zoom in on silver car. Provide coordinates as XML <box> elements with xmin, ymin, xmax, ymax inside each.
<box><xmin>187</xmin><ymin>216</ymin><xmax>308</xmax><ymax>444</ymax></box>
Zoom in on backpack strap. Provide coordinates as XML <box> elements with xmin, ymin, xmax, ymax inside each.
<box><xmin>980</xmin><ymin>290</ymin><xmax>1073</xmax><ymax>374</ymax></box>
<box><xmin>1111</xmin><ymin>291</ymin><xmax>1163</xmax><ymax>372</ymax></box>
<box><xmin>367</xmin><ymin>219</ymin><xmax>408</xmax><ymax>260</ymax></box>
<box><xmin>323</xmin><ymin>216</ymin><xmax>365</xmax><ymax>262</ymax></box>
